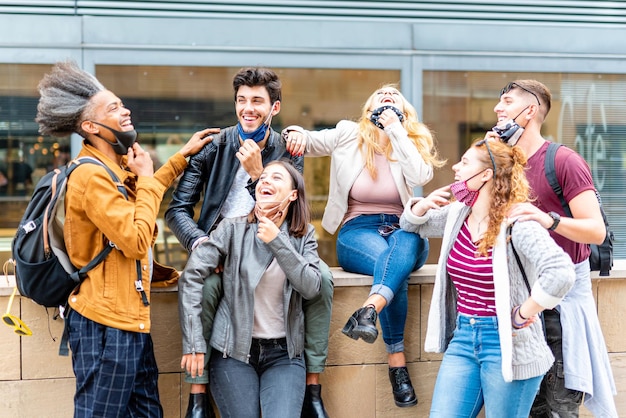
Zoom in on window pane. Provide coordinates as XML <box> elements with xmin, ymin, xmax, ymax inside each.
<box><xmin>97</xmin><ymin>65</ymin><xmax>400</xmax><ymax>268</ymax></box>
<box><xmin>423</xmin><ymin>71</ymin><xmax>624</xmax><ymax>259</ymax></box>
<box><xmin>0</xmin><ymin>64</ymin><xmax>70</xmax><ymax>221</ymax></box>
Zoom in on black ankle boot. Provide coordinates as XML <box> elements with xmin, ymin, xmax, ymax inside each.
<box><xmin>388</xmin><ymin>366</ymin><xmax>417</xmax><ymax>408</ymax></box>
<box><xmin>341</xmin><ymin>305</ymin><xmax>378</xmax><ymax>343</ymax></box>
<box><xmin>301</xmin><ymin>384</ymin><xmax>330</xmax><ymax>418</ymax></box>
<box><xmin>185</xmin><ymin>393</ymin><xmax>216</xmax><ymax>418</ymax></box>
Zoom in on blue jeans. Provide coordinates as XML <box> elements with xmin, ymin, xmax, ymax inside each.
<box><xmin>209</xmin><ymin>338</ymin><xmax>306</xmax><ymax>418</ymax></box>
<box><xmin>337</xmin><ymin>214</ymin><xmax>428</xmax><ymax>353</ymax></box>
<box><xmin>430</xmin><ymin>315</ymin><xmax>543</xmax><ymax>418</ymax></box>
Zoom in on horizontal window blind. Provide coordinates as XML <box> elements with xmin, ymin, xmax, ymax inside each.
<box><xmin>1</xmin><ymin>1</ymin><xmax>626</xmax><ymax>24</ymax></box>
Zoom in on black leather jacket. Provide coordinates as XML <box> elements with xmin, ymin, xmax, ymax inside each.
<box><xmin>165</xmin><ymin>125</ymin><xmax>303</xmax><ymax>251</ymax></box>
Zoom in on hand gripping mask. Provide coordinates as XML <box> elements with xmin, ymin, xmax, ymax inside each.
<box><xmin>492</xmin><ymin>106</ymin><xmax>529</xmax><ymax>146</ymax></box>
<box><xmin>369</xmin><ymin>106</ymin><xmax>405</xmax><ymax>129</ymax></box>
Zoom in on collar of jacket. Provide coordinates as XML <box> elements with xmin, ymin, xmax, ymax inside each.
<box><xmin>228</xmin><ymin>126</ymin><xmax>278</xmax><ymax>153</ymax></box>
<box><xmin>79</xmin><ymin>140</ymin><xmax>134</xmax><ymax>184</ymax></box>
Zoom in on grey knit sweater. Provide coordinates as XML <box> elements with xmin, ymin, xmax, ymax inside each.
<box><xmin>401</xmin><ymin>199</ymin><xmax>576</xmax><ymax>382</ymax></box>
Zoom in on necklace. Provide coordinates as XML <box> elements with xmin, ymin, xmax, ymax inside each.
<box><xmin>470</xmin><ymin>213</ymin><xmax>489</xmax><ymax>237</ymax></box>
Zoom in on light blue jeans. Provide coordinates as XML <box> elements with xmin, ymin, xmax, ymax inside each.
<box><xmin>209</xmin><ymin>338</ymin><xmax>306</xmax><ymax>418</ymax></box>
<box><xmin>430</xmin><ymin>315</ymin><xmax>543</xmax><ymax>418</ymax></box>
<box><xmin>336</xmin><ymin>214</ymin><xmax>428</xmax><ymax>353</ymax></box>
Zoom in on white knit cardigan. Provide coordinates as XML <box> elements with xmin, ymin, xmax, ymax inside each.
<box><xmin>401</xmin><ymin>199</ymin><xmax>575</xmax><ymax>382</ymax></box>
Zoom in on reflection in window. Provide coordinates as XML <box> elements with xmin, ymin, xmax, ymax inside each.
<box><xmin>0</xmin><ymin>64</ymin><xmax>70</xmax><ymax>226</ymax></box>
<box><xmin>96</xmin><ymin>65</ymin><xmax>400</xmax><ymax>267</ymax></box>
<box><xmin>423</xmin><ymin>71</ymin><xmax>626</xmax><ymax>258</ymax></box>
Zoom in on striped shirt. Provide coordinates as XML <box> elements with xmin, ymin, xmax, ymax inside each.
<box><xmin>446</xmin><ymin>220</ymin><xmax>496</xmax><ymax>316</ymax></box>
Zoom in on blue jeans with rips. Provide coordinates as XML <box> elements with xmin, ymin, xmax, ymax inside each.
<box><xmin>336</xmin><ymin>214</ymin><xmax>429</xmax><ymax>353</ymax></box>
<box><xmin>430</xmin><ymin>315</ymin><xmax>543</xmax><ymax>418</ymax></box>
<box><xmin>209</xmin><ymin>338</ymin><xmax>306</xmax><ymax>418</ymax></box>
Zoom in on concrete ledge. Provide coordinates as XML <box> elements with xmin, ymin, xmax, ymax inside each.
<box><xmin>3</xmin><ymin>260</ymin><xmax>626</xmax><ymax>296</ymax></box>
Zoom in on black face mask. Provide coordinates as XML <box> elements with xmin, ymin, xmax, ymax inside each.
<box><xmin>369</xmin><ymin>105</ymin><xmax>405</xmax><ymax>129</ymax></box>
<box><xmin>92</xmin><ymin>121</ymin><xmax>137</xmax><ymax>155</ymax></box>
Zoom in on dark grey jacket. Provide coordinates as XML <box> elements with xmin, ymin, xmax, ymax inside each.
<box><xmin>165</xmin><ymin>126</ymin><xmax>304</xmax><ymax>251</ymax></box>
<box><xmin>178</xmin><ymin>217</ymin><xmax>321</xmax><ymax>363</ymax></box>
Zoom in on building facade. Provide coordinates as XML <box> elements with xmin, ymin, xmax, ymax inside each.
<box><xmin>1</xmin><ymin>1</ymin><xmax>626</xmax><ymax>265</ymax></box>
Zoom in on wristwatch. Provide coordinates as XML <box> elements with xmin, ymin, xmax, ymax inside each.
<box><xmin>547</xmin><ymin>211</ymin><xmax>561</xmax><ymax>231</ymax></box>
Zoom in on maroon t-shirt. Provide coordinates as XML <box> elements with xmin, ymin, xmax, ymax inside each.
<box><xmin>525</xmin><ymin>141</ymin><xmax>595</xmax><ymax>263</ymax></box>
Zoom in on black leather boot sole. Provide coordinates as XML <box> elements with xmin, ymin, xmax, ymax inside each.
<box><xmin>341</xmin><ymin>305</ymin><xmax>378</xmax><ymax>344</ymax></box>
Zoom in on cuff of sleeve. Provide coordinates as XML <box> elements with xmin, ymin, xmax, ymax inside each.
<box><xmin>402</xmin><ymin>197</ymin><xmax>429</xmax><ymax>225</ymax></box>
<box><xmin>531</xmin><ymin>282</ymin><xmax>563</xmax><ymax>310</ymax></box>
<box><xmin>191</xmin><ymin>236</ymin><xmax>209</xmax><ymax>252</ymax></box>
<box><xmin>281</xmin><ymin>125</ymin><xmax>305</xmax><ymax>140</ymax></box>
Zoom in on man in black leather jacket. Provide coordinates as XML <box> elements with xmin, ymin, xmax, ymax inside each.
<box><xmin>166</xmin><ymin>67</ymin><xmax>333</xmax><ymax>418</ymax></box>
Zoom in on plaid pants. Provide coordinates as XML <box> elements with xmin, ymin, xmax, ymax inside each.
<box><xmin>68</xmin><ymin>310</ymin><xmax>163</xmax><ymax>418</ymax></box>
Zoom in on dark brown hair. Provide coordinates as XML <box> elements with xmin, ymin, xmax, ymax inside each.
<box><xmin>233</xmin><ymin>67</ymin><xmax>282</xmax><ymax>104</ymax></box>
<box><xmin>263</xmin><ymin>159</ymin><xmax>310</xmax><ymax>238</ymax></box>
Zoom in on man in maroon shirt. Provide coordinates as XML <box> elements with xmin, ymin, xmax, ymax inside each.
<box><xmin>485</xmin><ymin>80</ymin><xmax>617</xmax><ymax>417</ymax></box>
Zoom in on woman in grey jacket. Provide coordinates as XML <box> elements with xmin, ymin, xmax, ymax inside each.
<box><xmin>178</xmin><ymin>160</ymin><xmax>322</xmax><ymax>418</ymax></box>
<box><xmin>400</xmin><ymin>139</ymin><xmax>575</xmax><ymax>417</ymax></box>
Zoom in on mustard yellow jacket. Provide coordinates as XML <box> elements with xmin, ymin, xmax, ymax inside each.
<box><xmin>65</xmin><ymin>142</ymin><xmax>186</xmax><ymax>333</ymax></box>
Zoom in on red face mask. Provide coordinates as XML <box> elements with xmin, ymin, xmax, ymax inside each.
<box><xmin>450</xmin><ymin>171</ymin><xmax>487</xmax><ymax>207</ymax></box>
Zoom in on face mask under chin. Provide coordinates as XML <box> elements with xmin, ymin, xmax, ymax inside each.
<box><xmin>92</xmin><ymin>121</ymin><xmax>137</xmax><ymax>155</ymax></box>
<box><xmin>450</xmin><ymin>171</ymin><xmax>487</xmax><ymax>207</ymax></box>
<box><xmin>492</xmin><ymin>120</ymin><xmax>524</xmax><ymax>146</ymax></box>
<box><xmin>254</xmin><ymin>195</ymin><xmax>293</xmax><ymax>224</ymax></box>
<box><xmin>238</xmin><ymin>104</ymin><xmax>276</xmax><ymax>143</ymax></box>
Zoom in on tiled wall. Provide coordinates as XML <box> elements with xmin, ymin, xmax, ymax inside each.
<box><xmin>1</xmin><ymin>266</ymin><xmax>624</xmax><ymax>417</ymax></box>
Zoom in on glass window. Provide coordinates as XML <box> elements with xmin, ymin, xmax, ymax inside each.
<box><xmin>423</xmin><ymin>71</ymin><xmax>625</xmax><ymax>259</ymax></box>
<box><xmin>96</xmin><ymin>65</ymin><xmax>400</xmax><ymax>268</ymax></box>
<box><xmin>0</xmin><ymin>64</ymin><xmax>69</xmax><ymax>223</ymax></box>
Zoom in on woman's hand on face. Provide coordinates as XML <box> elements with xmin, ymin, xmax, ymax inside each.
<box><xmin>379</xmin><ymin>108</ymin><xmax>401</xmax><ymax>128</ymax></box>
<box><xmin>412</xmin><ymin>185</ymin><xmax>451</xmax><ymax>216</ymax></box>
<box><xmin>181</xmin><ymin>353</ymin><xmax>205</xmax><ymax>378</ymax></box>
<box><xmin>284</xmin><ymin>130</ymin><xmax>306</xmax><ymax>157</ymax></box>
<box><xmin>257</xmin><ymin>216</ymin><xmax>281</xmax><ymax>243</ymax></box>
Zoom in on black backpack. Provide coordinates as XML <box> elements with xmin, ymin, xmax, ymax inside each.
<box><xmin>544</xmin><ymin>142</ymin><xmax>614</xmax><ymax>276</ymax></box>
<box><xmin>12</xmin><ymin>157</ymin><xmax>128</xmax><ymax>307</ymax></box>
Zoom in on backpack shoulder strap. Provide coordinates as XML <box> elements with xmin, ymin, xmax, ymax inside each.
<box><xmin>67</xmin><ymin>157</ymin><xmax>129</xmax><ymax>280</ymax></box>
<box><xmin>507</xmin><ymin>222</ymin><xmax>531</xmax><ymax>295</ymax></box>
<box><xmin>544</xmin><ymin>142</ymin><xmax>573</xmax><ymax>217</ymax></box>
<box><xmin>73</xmin><ymin>157</ymin><xmax>128</xmax><ymax>199</ymax></box>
